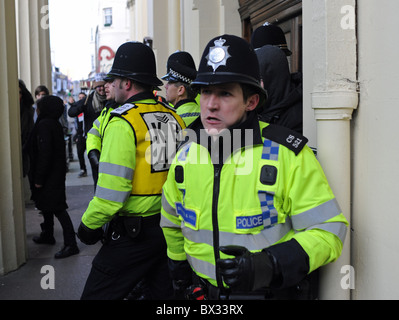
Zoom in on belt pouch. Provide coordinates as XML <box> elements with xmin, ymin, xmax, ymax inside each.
<box><xmin>123</xmin><ymin>216</ymin><xmax>142</xmax><ymax>239</ymax></box>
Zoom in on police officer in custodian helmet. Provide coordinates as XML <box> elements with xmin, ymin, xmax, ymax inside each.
<box><xmin>160</xmin><ymin>34</ymin><xmax>348</xmax><ymax>300</ymax></box>
<box><xmin>78</xmin><ymin>41</ymin><xmax>186</xmax><ymax>300</ymax></box>
<box><xmin>162</xmin><ymin>51</ymin><xmax>201</xmax><ymax>126</ymax></box>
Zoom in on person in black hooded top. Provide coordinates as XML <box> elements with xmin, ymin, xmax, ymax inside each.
<box><xmin>27</xmin><ymin>95</ymin><xmax>79</xmax><ymax>259</ymax></box>
<box><xmin>255</xmin><ymin>45</ymin><xmax>303</xmax><ymax>134</ymax></box>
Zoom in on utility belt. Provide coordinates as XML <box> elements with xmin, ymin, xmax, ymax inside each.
<box><xmin>187</xmin><ymin>272</ymin><xmax>318</xmax><ymax>300</ymax></box>
<box><xmin>103</xmin><ymin>213</ymin><xmax>161</xmax><ymax>243</ymax></box>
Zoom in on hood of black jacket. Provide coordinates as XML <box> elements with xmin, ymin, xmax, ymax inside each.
<box><xmin>256</xmin><ymin>45</ymin><xmax>302</xmax><ymax>113</ymax></box>
<box><xmin>36</xmin><ymin>95</ymin><xmax>65</xmax><ymax>121</ymax></box>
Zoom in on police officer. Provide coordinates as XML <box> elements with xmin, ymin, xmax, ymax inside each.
<box><xmin>78</xmin><ymin>41</ymin><xmax>186</xmax><ymax>300</ymax></box>
<box><xmin>162</xmin><ymin>51</ymin><xmax>200</xmax><ymax>126</ymax></box>
<box><xmin>251</xmin><ymin>22</ymin><xmax>292</xmax><ymax>56</ymax></box>
<box><xmin>160</xmin><ymin>35</ymin><xmax>348</xmax><ymax>300</ymax></box>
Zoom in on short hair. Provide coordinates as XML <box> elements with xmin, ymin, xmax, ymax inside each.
<box><xmin>174</xmin><ymin>82</ymin><xmax>197</xmax><ymax>100</ymax></box>
<box><xmin>240</xmin><ymin>83</ymin><xmax>259</xmax><ymax>104</ymax></box>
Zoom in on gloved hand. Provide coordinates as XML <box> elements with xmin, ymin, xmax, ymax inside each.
<box><xmin>77</xmin><ymin>222</ymin><xmax>104</xmax><ymax>245</ymax></box>
<box><xmin>168</xmin><ymin>259</ymin><xmax>193</xmax><ymax>299</ymax></box>
<box><xmin>88</xmin><ymin>149</ymin><xmax>100</xmax><ymax>170</ymax></box>
<box><xmin>88</xmin><ymin>150</ymin><xmax>100</xmax><ymax>184</ymax></box>
<box><xmin>218</xmin><ymin>246</ymin><xmax>276</xmax><ymax>292</ymax></box>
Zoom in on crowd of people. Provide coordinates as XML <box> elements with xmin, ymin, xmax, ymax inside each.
<box><xmin>18</xmin><ymin>24</ymin><xmax>347</xmax><ymax>300</ymax></box>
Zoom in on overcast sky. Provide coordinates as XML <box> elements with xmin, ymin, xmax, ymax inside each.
<box><xmin>48</xmin><ymin>0</ymin><xmax>99</xmax><ymax>80</ymax></box>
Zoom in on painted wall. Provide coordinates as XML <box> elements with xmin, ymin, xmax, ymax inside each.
<box><xmin>352</xmin><ymin>0</ymin><xmax>399</xmax><ymax>299</ymax></box>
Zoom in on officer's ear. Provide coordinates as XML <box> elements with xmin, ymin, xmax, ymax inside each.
<box><xmin>245</xmin><ymin>93</ymin><xmax>260</xmax><ymax>112</ymax></box>
<box><xmin>125</xmin><ymin>79</ymin><xmax>134</xmax><ymax>91</ymax></box>
<box><xmin>177</xmin><ymin>84</ymin><xmax>186</xmax><ymax>97</ymax></box>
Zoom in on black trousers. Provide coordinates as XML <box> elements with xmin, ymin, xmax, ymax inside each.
<box><xmin>81</xmin><ymin>222</ymin><xmax>173</xmax><ymax>300</ymax></box>
<box><xmin>41</xmin><ymin>210</ymin><xmax>77</xmax><ymax>246</ymax></box>
<box><xmin>75</xmin><ymin>134</ymin><xmax>87</xmax><ymax>172</ymax></box>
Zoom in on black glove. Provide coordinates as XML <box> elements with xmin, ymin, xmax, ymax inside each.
<box><xmin>88</xmin><ymin>149</ymin><xmax>100</xmax><ymax>184</ymax></box>
<box><xmin>77</xmin><ymin>222</ymin><xmax>104</xmax><ymax>245</ymax></box>
<box><xmin>218</xmin><ymin>246</ymin><xmax>276</xmax><ymax>292</ymax></box>
<box><xmin>88</xmin><ymin>149</ymin><xmax>100</xmax><ymax>170</ymax></box>
<box><xmin>168</xmin><ymin>259</ymin><xmax>193</xmax><ymax>299</ymax></box>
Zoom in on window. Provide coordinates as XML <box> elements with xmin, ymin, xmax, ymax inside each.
<box><xmin>104</xmin><ymin>8</ymin><xmax>112</xmax><ymax>27</ymax></box>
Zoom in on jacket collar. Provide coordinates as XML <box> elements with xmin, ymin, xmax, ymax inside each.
<box><xmin>124</xmin><ymin>91</ymin><xmax>157</xmax><ymax>104</ymax></box>
<box><xmin>174</xmin><ymin>98</ymin><xmax>197</xmax><ymax>110</ymax></box>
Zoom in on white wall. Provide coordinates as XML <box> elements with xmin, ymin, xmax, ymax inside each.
<box><xmin>352</xmin><ymin>0</ymin><xmax>399</xmax><ymax>299</ymax></box>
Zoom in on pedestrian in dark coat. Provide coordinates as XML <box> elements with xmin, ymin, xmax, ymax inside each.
<box><xmin>27</xmin><ymin>95</ymin><xmax>79</xmax><ymax>259</ymax></box>
<box><xmin>256</xmin><ymin>45</ymin><xmax>303</xmax><ymax>134</ymax></box>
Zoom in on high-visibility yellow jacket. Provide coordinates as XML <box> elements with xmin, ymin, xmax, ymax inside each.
<box><xmin>86</xmin><ymin>101</ymin><xmax>118</xmax><ymax>154</ymax></box>
<box><xmin>174</xmin><ymin>98</ymin><xmax>201</xmax><ymax>127</ymax></box>
<box><xmin>82</xmin><ymin>94</ymin><xmax>186</xmax><ymax>229</ymax></box>
<box><xmin>161</xmin><ymin>113</ymin><xmax>348</xmax><ymax>288</ymax></box>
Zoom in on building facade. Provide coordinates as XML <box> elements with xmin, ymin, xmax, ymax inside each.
<box><xmin>95</xmin><ymin>0</ymin><xmax>130</xmax><ymax>74</ymax></box>
<box><xmin>1</xmin><ymin>0</ymin><xmax>399</xmax><ymax>300</ymax></box>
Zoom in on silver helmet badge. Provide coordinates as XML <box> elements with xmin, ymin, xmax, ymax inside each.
<box><xmin>206</xmin><ymin>38</ymin><xmax>231</xmax><ymax>73</ymax></box>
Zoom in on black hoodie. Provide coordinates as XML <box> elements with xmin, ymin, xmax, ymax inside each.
<box><xmin>256</xmin><ymin>45</ymin><xmax>303</xmax><ymax>134</ymax></box>
<box><xmin>27</xmin><ymin>95</ymin><xmax>68</xmax><ymax>212</ymax></box>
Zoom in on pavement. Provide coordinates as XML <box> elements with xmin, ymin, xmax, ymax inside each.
<box><xmin>0</xmin><ymin>146</ymin><xmax>102</xmax><ymax>300</ymax></box>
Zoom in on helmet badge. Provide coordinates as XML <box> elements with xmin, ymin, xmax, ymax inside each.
<box><xmin>206</xmin><ymin>38</ymin><xmax>231</xmax><ymax>73</ymax></box>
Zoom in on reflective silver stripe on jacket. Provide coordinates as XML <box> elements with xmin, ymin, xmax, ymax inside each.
<box><xmin>181</xmin><ymin>218</ymin><xmax>292</xmax><ymax>251</ymax></box>
<box><xmin>291</xmin><ymin>198</ymin><xmax>347</xmax><ymax>243</ymax></box>
<box><xmin>99</xmin><ymin>162</ymin><xmax>134</xmax><ymax>180</ymax></box>
<box><xmin>186</xmin><ymin>253</ymin><xmax>216</xmax><ymax>281</ymax></box>
<box><xmin>308</xmin><ymin>222</ymin><xmax>347</xmax><ymax>244</ymax></box>
<box><xmin>161</xmin><ymin>192</ymin><xmax>181</xmax><ymax>228</ymax></box>
<box><xmin>88</xmin><ymin>127</ymin><xmax>101</xmax><ymax>137</ymax></box>
<box><xmin>95</xmin><ymin>185</ymin><xmax>131</xmax><ymax>203</ymax></box>
<box><xmin>88</xmin><ymin>119</ymin><xmax>101</xmax><ymax>137</ymax></box>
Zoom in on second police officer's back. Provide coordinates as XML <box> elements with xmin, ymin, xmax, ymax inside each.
<box><xmin>78</xmin><ymin>41</ymin><xmax>186</xmax><ymax>300</ymax></box>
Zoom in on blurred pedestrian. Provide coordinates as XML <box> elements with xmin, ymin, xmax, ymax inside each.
<box><xmin>68</xmin><ymin>80</ymin><xmax>106</xmax><ymax>179</ymax></box>
<box><xmin>70</xmin><ymin>92</ymin><xmax>88</xmax><ymax>178</ymax></box>
<box><xmin>27</xmin><ymin>95</ymin><xmax>79</xmax><ymax>259</ymax></box>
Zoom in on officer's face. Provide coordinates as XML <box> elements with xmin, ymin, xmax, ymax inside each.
<box><xmin>200</xmin><ymin>83</ymin><xmax>259</xmax><ymax>135</ymax></box>
<box><xmin>104</xmin><ymin>81</ymin><xmax>115</xmax><ymax>101</ymax></box>
<box><xmin>165</xmin><ymin>81</ymin><xmax>181</xmax><ymax>106</ymax></box>
<box><xmin>112</xmin><ymin>78</ymin><xmax>130</xmax><ymax>104</ymax></box>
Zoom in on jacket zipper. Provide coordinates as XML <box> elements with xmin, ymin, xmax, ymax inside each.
<box><xmin>212</xmin><ymin>164</ymin><xmax>224</xmax><ymax>291</ymax></box>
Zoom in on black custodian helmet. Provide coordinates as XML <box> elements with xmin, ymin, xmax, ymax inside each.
<box><xmin>107</xmin><ymin>41</ymin><xmax>163</xmax><ymax>87</ymax></box>
<box><xmin>192</xmin><ymin>34</ymin><xmax>267</xmax><ymax>108</ymax></box>
<box><xmin>251</xmin><ymin>23</ymin><xmax>292</xmax><ymax>56</ymax></box>
<box><xmin>162</xmin><ymin>51</ymin><xmax>197</xmax><ymax>84</ymax></box>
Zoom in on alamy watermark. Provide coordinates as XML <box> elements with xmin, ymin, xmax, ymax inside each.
<box><xmin>40</xmin><ymin>5</ymin><xmax>50</xmax><ymax>30</ymax></box>
<box><xmin>40</xmin><ymin>265</ymin><xmax>55</xmax><ymax>290</ymax></box>
<box><xmin>145</xmin><ymin>128</ymin><xmax>256</xmax><ymax>176</ymax></box>
<box><xmin>341</xmin><ymin>5</ymin><xmax>356</xmax><ymax>30</ymax></box>
<box><xmin>340</xmin><ymin>265</ymin><xmax>355</xmax><ymax>290</ymax></box>
<box><xmin>40</xmin><ymin>263</ymin><xmax>355</xmax><ymax>292</ymax></box>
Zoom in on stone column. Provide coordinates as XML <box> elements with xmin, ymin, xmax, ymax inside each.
<box><xmin>305</xmin><ymin>0</ymin><xmax>358</xmax><ymax>300</ymax></box>
<box><xmin>0</xmin><ymin>0</ymin><xmax>27</xmax><ymax>276</ymax></box>
<box><xmin>17</xmin><ymin>0</ymin><xmax>52</xmax><ymax>93</ymax></box>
